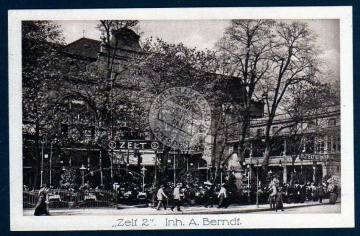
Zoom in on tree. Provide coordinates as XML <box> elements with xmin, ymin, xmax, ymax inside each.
<box><xmin>259</xmin><ymin>21</ymin><xmax>320</xmax><ymax>173</ymax></box>
<box><xmin>22</xmin><ymin>20</ymin><xmax>65</xmax><ymax>188</ymax></box>
<box><xmin>215</xmin><ymin>20</ymin><xmax>276</xmax><ymax>168</ymax></box>
<box><xmin>217</xmin><ymin>20</ymin><xmax>321</xmax><ymax>174</ymax></box>
<box><xmin>138</xmin><ymin>37</ymin><xmax>217</xmax><ymax>184</ymax></box>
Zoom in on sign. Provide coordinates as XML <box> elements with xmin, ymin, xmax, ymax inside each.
<box><xmin>298</xmin><ymin>154</ymin><xmax>330</xmax><ymax>161</ymax></box>
<box><xmin>151</xmin><ymin>141</ymin><xmax>159</xmax><ymax>150</ymax></box>
<box><xmin>105</xmin><ymin>140</ymin><xmax>163</xmax><ymax>150</ymax></box>
<box><xmin>141</xmin><ymin>153</ymin><xmax>156</xmax><ymax>166</ymax></box>
<box><xmin>108</xmin><ymin>141</ymin><xmax>116</xmax><ymax>149</ymax></box>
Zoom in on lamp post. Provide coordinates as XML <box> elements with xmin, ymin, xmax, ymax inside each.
<box><xmin>40</xmin><ymin>137</ymin><xmax>46</xmax><ymax>187</ymax></box>
<box><xmin>256</xmin><ymin>159</ymin><xmax>259</xmax><ymax>208</ymax></box>
<box><xmin>207</xmin><ymin>165</ymin><xmax>212</xmax><ymax>182</ymax></box>
<box><xmin>141</xmin><ymin>166</ymin><xmax>147</xmax><ymax>192</ymax></box>
<box><xmin>247</xmin><ymin>164</ymin><xmax>250</xmax><ymax>203</ymax></box>
<box><xmin>49</xmin><ymin>140</ymin><xmax>55</xmax><ymax>186</ymax></box>
<box><xmin>173</xmin><ymin>151</ymin><xmax>176</xmax><ymax>186</ymax></box>
<box><xmin>154</xmin><ymin>151</ymin><xmax>157</xmax><ymax>189</ymax></box>
<box><xmin>80</xmin><ymin>164</ymin><xmax>86</xmax><ymax>186</ymax></box>
<box><xmin>220</xmin><ymin>166</ymin><xmax>223</xmax><ymax>186</ymax></box>
<box><xmin>268</xmin><ymin>169</ymin><xmax>273</xmax><ymax>181</ymax></box>
<box><xmin>113</xmin><ymin>182</ymin><xmax>119</xmax><ymax>209</ymax></box>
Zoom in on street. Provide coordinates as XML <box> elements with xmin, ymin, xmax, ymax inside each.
<box><xmin>255</xmin><ymin>202</ymin><xmax>341</xmax><ymax>214</ymax></box>
<box><xmin>23</xmin><ymin>199</ymin><xmax>341</xmax><ymax>216</ymax></box>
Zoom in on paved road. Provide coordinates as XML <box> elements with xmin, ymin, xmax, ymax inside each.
<box><xmin>24</xmin><ymin>199</ymin><xmax>341</xmax><ymax>216</ymax></box>
<box><xmin>255</xmin><ymin>202</ymin><xmax>341</xmax><ymax>214</ymax></box>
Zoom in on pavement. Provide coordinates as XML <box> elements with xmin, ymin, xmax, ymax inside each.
<box><xmin>23</xmin><ymin>198</ymin><xmax>341</xmax><ymax>216</ymax></box>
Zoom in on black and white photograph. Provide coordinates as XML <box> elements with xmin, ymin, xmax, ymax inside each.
<box><xmin>9</xmin><ymin>7</ymin><xmax>353</xmax><ymax>230</ymax></box>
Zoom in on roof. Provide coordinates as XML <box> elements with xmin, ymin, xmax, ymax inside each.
<box><xmin>62</xmin><ymin>38</ymin><xmax>101</xmax><ymax>60</ymax></box>
<box><xmin>111</xmin><ymin>28</ymin><xmax>143</xmax><ymax>52</ymax></box>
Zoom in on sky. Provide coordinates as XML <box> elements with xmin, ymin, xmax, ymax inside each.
<box><xmin>56</xmin><ymin>19</ymin><xmax>340</xmax><ymax>81</ymax></box>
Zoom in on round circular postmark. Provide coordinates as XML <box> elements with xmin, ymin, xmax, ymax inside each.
<box><xmin>149</xmin><ymin>87</ymin><xmax>211</xmax><ymax>151</ymax></box>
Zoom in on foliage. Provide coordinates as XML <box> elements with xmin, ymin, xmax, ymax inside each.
<box><xmin>216</xmin><ymin>20</ymin><xmax>324</xmax><ymax>173</ymax></box>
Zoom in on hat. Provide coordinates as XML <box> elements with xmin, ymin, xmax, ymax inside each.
<box><xmin>160</xmin><ymin>185</ymin><xmax>164</xmax><ymax>188</ymax></box>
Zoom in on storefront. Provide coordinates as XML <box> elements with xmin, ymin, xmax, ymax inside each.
<box><xmin>245</xmin><ymin>153</ymin><xmax>341</xmax><ymax>186</ymax></box>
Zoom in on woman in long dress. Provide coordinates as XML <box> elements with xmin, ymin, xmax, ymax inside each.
<box><xmin>34</xmin><ymin>190</ymin><xmax>49</xmax><ymax>216</ymax></box>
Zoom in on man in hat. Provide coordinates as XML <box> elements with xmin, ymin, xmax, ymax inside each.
<box><xmin>171</xmin><ymin>183</ymin><xmax>182</xmax><ymax>211</ymax></box>
<box><xmin>156</xmin><ymin>185</ymin><xmax>168</xmax><ymax>210</ymax></box>
<box><xmin>217</xmin><ymin>183</ymin><xmax>227</xmax><ymax>208</ymax></box>
<box><xmin>204</xmin><ymin>183</ymin><xmax>215</xmax><ymax>208</ymax></box>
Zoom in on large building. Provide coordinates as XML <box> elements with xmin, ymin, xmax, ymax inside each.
<box><xmin>23</xmin><ymin>28</ymin><xmax>242</xmax><ymax>189</ymax></box>
<box><xmin>224</xmin><ymin>104</ymin><xmax>341</xmax><ymax>189</ymax></box>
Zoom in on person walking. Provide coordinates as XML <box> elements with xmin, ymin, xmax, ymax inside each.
<box><xmin>204</xmin><ymin>184</ymin><xmax>215</xmax><ymax>208</ymax></box>
<box><xmin>171</xmin><ymin>183</ymin><xmax>182</xmax><ymax>211</ymax></box>
<box><xmin>34</xmin><ymin>190</ymin><xmax>50</xmax><ymax>216</ymax></box>
<box><xmin>156</xmin><ymin>185</ymin><xmax>168</xmax><ymax>210</ymax></box>
<box><xmin>317</xmin><ymin>184</ymin><xmax>325</xmax><ymax>203</ymax></box>
<box><xmin>275</xmin><ymin>187</ymin><xmax>284</xmax><ymax>212</ymax></box>
<box><xmin>217</xmin><ymin>184</ymin><xmax>227</xmax><ymax>208</ymax></box>
<box><xmin>268</xmin><ymin>181</ymin><xmax>277</xmax><ymax>209</ymax></box>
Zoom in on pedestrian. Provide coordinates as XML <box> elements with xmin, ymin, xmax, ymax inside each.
<box><xmin>171</xmin><ymin>183</ymin><xmax>182</xmax><ymax>211</ymax></box>
<box><xmin>217</xmin><ymin>183</ymin><xmax>227</xmax><ymax>208</ymax></box>
<box><xmin>275</xmin><ymin>187</ymin><xmax>284</xmax><ymax>212</ymax></box>
<box><xmin>329</xmin><ymin>184</ymin><xmax>339</xmax><ymax>204</ymax></box>
<box><xmin>204</xmin><ymin>184</ymin><xmax>215</xmax><ymax>208</ymax></box>
<box><xmin>156</xmin><ymin>185</ymin><xmax>168</xmax><ymax>210</ymax></box>
<box><xmin>34</xmin><ymin>190</ymin><xmax>50</xmax><ymax>216</ymax></box>
<box><xmin>317</xmin><ymin>184</ymin><xmax>325</xmax><ymax>203</ymax></box>
<box><xmin>268</xmin><ymin>181</ymin><xmax>277</xmax><ymax>209</ymax></box>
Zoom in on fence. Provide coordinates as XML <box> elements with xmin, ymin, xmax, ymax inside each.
<box><xmin>23</xmin><ymin>189</ymin><xmax>115</xmax><ymax>209</ymax></box>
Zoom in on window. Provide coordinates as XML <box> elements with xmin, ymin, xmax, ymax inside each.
<box><xmin>316</xmin><ymin>137</ymin><xmax>325</xmax><ymax>153</ymax></box>
<box><xmin>307</xmin><ymin>120</ymin><xmax>316</xmax><ymax>129</ymax></box>
<box><xmin>256</xmin><ymin>128</ymin><xmax>264</xmax><ymax>137</ymax></box>
<box><xmin>328</xmin><ymin>118</ymin><xmax>336</xmax><ymax>127</ymax></box>
<box><xmin>272</xmin><ymin>126</ymin><xmax>279</xmax><ymax>136</ymax></box>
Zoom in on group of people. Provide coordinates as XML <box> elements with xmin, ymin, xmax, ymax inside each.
<box><xmin>155</xmin><ymin>183</ymin><xmax>228</xmax><ymax>211</ymax></box>
<box><xmin>266</xmin><ymin>178</ymin><xmax>339</xmax><ymax>211</ymax></box>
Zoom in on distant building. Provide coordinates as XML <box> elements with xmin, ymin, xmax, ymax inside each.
<box><xmin>224</xmin><ymin>104</ymin><xmax>341</xmax><ymax>189</ymax></box>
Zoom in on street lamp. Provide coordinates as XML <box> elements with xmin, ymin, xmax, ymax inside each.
<box><xmin>40</xmin><ymin>137</ymin><xmax>46</xmax><ymax>187</ymax></box>
<box><xmin>207</xmin><ymin>165</ymin><xmax>212</xmax><ymax>182</ymax></box>
<box><xmin>49</xmin><ymin>140</ymin><xmax>56</xmax><ymax>186</ymax></box>
<box><xmin>220</xmin><ymin>166</ymin><xmax>223</xmax><ymax>186</ymax></box>
<box><xmin>256</xmin><ymin>159</ymin><xmax>259</xmax><ymax>208</ymax></box>
<box><xmin>173</xmin><ymin>151</ymin><xmax>176</xmax><ymax>186</ymax></box>
<box><xmin>247</xmin><ymin>164</ymin><xmax>250</xmax><ymax>203</ymax></box>
<box><xmin>80</xmin><ymin>164</ymin><xmax>87</xmax><ymax>186</ymax></box>
<box><xmin>141</xmin><ymin>166</ymin><xmax>147</xmax><ymax>192</ymax></box>
<box><xmin>268</xmin><ymin>169</ymin><xmax>273</xmax><ymax>180</ymax></box>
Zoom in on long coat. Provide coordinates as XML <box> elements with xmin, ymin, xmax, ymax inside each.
<box><xmin>157</xmin><ymin>188</ymin><xmax>167</xmax><ymax>200</ymax></box>
<box><xmin>34</xmin><ymin>193</ymin><xmax>49</xmax><ymax>216</ymax></box>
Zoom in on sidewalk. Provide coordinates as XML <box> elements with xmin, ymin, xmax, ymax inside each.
<box><xmin>23</xmin><ymin>198</ymin><xmax>340</xmax><ymax>216</ymax></box>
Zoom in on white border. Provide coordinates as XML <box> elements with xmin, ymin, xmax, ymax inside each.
<box><xmin>9</xmin><ymin>7</ymin><xmax>354</xmax><ymax>230</ymax></box>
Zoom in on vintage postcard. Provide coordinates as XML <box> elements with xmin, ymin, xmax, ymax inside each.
<box><xmin>9</xmin><ymin>7</ymin><xmax>354</xmax><ymax>230</ymax></box>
